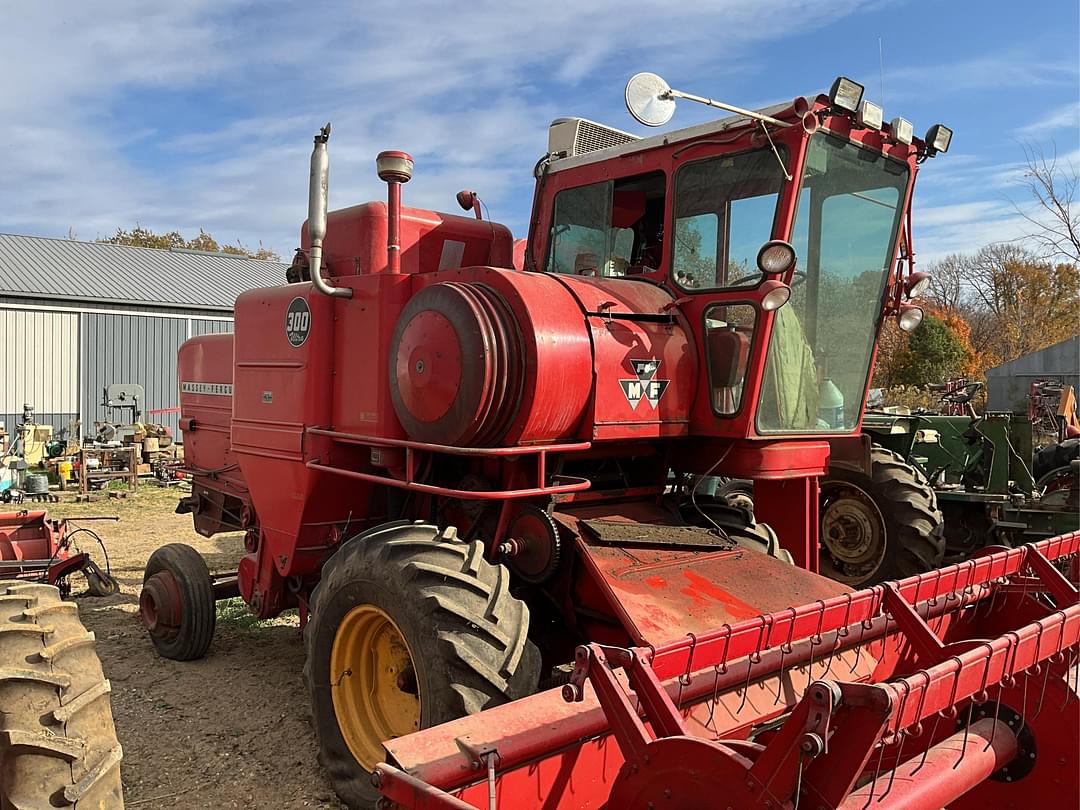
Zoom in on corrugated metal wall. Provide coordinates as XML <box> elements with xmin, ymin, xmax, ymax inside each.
<box><xmin>0</xmin><ymin>308</ymin><xmax>78</xmax><ymax>440</ymax></box>
<box><xmin>986</xmin><ymin>336</ymin><xmax>1080</xmax><ymax>413</ymax></box>
<box><xmin>80</xmin><ymin>313</ymin><xmax>231</xmax><ymax>437</ymax></box>
<box><xmin>0</xmin><ymin>303</ymin><xmax>231</xmax><ymax>442</ymax></box>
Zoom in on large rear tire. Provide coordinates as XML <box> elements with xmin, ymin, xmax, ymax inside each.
<box><xmin>0</xmin><ymin>581</ymin><xmax>124</xmax><ymax>808</ymax></box>
<box><xmin>820</xmin><ymin>446</ymin><xmax>945</xmax><ymax>586</ymax></box>
<box><xmin>304</xmin><ymin>522</ymin><xmax>542</xmax><ymax>809</ymax></box>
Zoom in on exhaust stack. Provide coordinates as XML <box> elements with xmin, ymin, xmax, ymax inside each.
<box><xmin>308</xmin><ymin>123</ymin><xmax>352</xmax><ymax>298</ymax></box>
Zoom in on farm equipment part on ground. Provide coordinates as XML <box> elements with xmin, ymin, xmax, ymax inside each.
<box><xmin>138</xmin><ymin>72</ymin><xmax>997</xmax><ymax>807</ymax></box>
<box><xmin>0</xmin><ymin>510</ymin><xmax>120</xmax><ymax>597</ymax></box>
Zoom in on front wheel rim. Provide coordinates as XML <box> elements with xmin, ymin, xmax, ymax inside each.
<box><xmin>330</xmin><ymin>604</ymin><xmax>421</xmax><ymax>770</ymax></box>
<box><xmin>821</xmin><ymin>484</ymin><xmax>886</xmax><ymax>584</ymax></box>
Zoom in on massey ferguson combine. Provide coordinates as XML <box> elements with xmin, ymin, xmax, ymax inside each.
<box><xmin>140</xmin><ymin>72</ymin><xmax>1080</xmax><ymax>809</ymax></box>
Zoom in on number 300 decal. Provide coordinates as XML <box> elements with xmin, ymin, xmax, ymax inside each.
<box><xmin>285</xmin><ymin>297</ymin><xmax>312</xmax><ymax>347</ymax></box>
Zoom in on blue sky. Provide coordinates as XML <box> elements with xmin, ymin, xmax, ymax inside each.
<box><xmin>1</xmin><ymin>0</ymin><xmax>1077</xmax><ymax>265</ymax></box>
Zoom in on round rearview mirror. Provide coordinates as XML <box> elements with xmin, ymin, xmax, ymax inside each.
<box><xmin>625</xmin><ymin>72</ymin><xmax>676</xmax><ymax>127</ymax></box>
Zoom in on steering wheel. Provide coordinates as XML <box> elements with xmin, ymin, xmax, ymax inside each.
<box><xmin>789</xmin><ymin>269</ymin><xmax>808</xmax><ymax>287</ymax></box>
<box><xmin>942</xmin><ymin>381</ymin><xmax>983</xmax><ymax>404</ymax></box>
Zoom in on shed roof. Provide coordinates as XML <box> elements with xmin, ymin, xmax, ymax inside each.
<box><xmin>0</xmin><ymin>233</ymin><xmax>285</xmax><ymax>312</ymax></box>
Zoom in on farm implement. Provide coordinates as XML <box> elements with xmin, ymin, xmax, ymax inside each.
<box><xmin>374</xmin><ymin>534</ymin><xmax>1079</xmax><ymax>809</ymax></box>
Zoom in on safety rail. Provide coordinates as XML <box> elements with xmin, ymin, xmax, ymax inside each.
<box><xmin>375</xmin><ymin>533</ymin><xmax>1080</xmax><ymax>810</ymax></box>
<box><xmin>306</xmin><ymin>428</ymin><xmax>592</xmax><ymax>500</ymax></box>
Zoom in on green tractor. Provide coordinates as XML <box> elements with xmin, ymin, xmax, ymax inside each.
<box><xmin>832</xmin><ymin>382</ymin><xmax>1079</xmax><ymax>569</ymax></box>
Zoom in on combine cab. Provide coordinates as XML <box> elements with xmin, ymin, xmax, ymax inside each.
<box><xmin>140</xmin><ymin>71</ymin><xmax>1080</xmax><ymax>808</ymax></box>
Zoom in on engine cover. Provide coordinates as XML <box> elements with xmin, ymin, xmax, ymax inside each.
<box><xmin>389</xmin><ymin>269</ymin><xmax>593</xmax><ymax>446</ymax></box>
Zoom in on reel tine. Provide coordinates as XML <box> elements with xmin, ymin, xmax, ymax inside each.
<box><xmin>706</xmin><ymin>666</ymin><xmax>722</xmax><ymax>733</ymax></box>
<box><xmin>774</xmin><ymin>608</ymin><xmax>798</xmax><ymax>707</ymax></box>
<box><xmin>849</xmin><ymin>619</ymin><xmax>872</xmax><ymax>674</ymax></box>
<box><xmin>677</xmin><ymin>632</ymin><xmax>698</xmax><ymax>706</ymax></box>
<box><xmin>878</xmin><ymin>683</ymin><xmax>911</xmax><ymax>800</ymax></box>
<box><xmin>737</xmin><ymin>619</ymin><xmax>767</xmax><ymax>715</ymax></box>
<box><xmin>1032</xmin><ymin>660</ymin><xmax>1049</xmax><ymax>721</ymax></box>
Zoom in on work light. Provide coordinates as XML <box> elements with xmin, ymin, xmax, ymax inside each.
<box><xmin>828</xmin><ymin>77</ymin><xmax>864</xmax><ymax>114</ymax></box>
<box><xmin>924</xmin><ymin>124</ymin><xmax>953</xmax><ymax>155</ymax></box>
<box><xmin>905</xmin><ymin>271</ymin><xmax>931</xmax><ymax>299</ymax></box>
<box><xmin>890</xmin><ymin>117</ymin><xmax>914</xmax><ymax>146</ymax></box>
<box><xmin>858</xmin><ymin>100</ymin><xmax>883</xmax><ymax>130</ymax></box>
<box><xmin>897</xmin><ymin>303</ymin><xmax>924</xmax><ymax>332</ymax></box>
<box><xmin>760</xmin><ymin>280</ymin><xmax>791</xmax><ymax>312</ymax></box>
<box><xmin>756</xmin><ymin>240</ymin><xmax>797</xmax><ymax>276</ymax></box>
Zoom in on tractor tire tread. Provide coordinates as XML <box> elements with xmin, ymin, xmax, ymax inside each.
<box><xmin>0</xmin><ymin>583</ymin><xmax>124</xmax><ymax>808</ymax></box>
<box><xmin>823</xmin><ymin>446</ymin><xmax>945</xmax><ymax>584</ymax></box>
<box><xmin>304</xmin><ymin>522</ymin><xmax>540</xmax><ymax>809</ymax></box>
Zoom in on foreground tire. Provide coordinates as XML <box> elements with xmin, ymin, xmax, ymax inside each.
<box><xmin>820</xmin><ymin>446</ymin><xmax>945</xmax><ymax>586</ymax></box>
<box><xmin>140</xmin><ymin>543</ymin><xmax>216</xmax><ymax>661</ymax></box>
<box><xmin>304</xmin><ymin>522</ymin><xmax>542</xmax><ymax>809</ymax></box>
<box><xmin>0</xmin><ymin>580</ymin><xmax>124</xmax><ymax>808</ymax></box>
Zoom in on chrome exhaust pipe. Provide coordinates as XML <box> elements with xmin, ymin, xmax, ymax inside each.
<box><xmin>308</xmin><ymin>123</ymin><xmax>352</xmax><ymax>298</ymax></box>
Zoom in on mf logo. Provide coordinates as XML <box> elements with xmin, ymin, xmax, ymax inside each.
<box><xmin>619</xmin><ymin>359</ymin><xmax>670</xmax><ymax>410</ymax></box>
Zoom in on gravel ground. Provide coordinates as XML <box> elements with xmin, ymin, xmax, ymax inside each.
<box><xmin>46</xmin><ymin>485</ymin><xmax>348</xmax><ymax>809</ymax></box>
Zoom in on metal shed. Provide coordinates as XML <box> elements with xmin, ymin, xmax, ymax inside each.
<box><xmin>985</xmin><ymin>336</ymin><xmax>1080</xmax><ymax>414</ymax></box>
<box><xmin>0</xmin><ymin>233</ymin><xmax>284</xmax><ymax>441</ymax></box>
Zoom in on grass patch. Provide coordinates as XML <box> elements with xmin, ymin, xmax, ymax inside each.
<box><xmin>215</xmin><ymin>597</ymin><xmax>299</xmax><ymax>633</ymax></box>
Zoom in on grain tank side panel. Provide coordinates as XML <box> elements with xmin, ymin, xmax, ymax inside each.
<box><xmin>177</xmin><ymin>333</ymin><xmax>235</xmax><ymax>474</ymax></box>
<box><xmin>330</xmin><ymin>273</ymin><xmax>414</xmax><ymax>440</ymax></box>
<box><xmin>231</xmin><ymin>284</ymin><xmax>368</xmax><ymax>569</ymax></box>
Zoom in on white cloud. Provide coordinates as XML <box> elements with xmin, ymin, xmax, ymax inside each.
<box><xmin>1015</xmin><ymin>103</ymin><xmax>1080</xmax><ymax>136</ymax></box>
<box><xmin>0</xmin><ymin>0</ymin><xmax>896</xmax><ymax>256</ymax></box>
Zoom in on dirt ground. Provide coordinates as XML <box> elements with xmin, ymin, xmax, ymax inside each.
<box><xmin>47</xmin><ymin>485</ymin><xmax>348</xmax><ymax>809</ymax></box>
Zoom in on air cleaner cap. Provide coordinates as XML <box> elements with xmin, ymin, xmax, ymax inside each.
<box><xmin>377</xmin><ymin>150</ymin><xmax>414</xmax><ymax>183</ymax></box>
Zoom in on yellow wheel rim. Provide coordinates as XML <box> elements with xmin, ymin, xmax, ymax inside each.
<box><xmin>330</xmin><ymin>605</ymin><xmax>421</xmax><ymax>769</ymax></box>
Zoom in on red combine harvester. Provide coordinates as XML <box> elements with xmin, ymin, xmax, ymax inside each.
<box><xmin>141</xmin><ymin>72</ymin><xmax>1080</xmax><ymax>808</ymax></box>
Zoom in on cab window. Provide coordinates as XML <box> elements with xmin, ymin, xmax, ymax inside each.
<box><xmin>672</xmin><ymin>148</ymin><xmax>786</xmax><ymax>291</ymax></box>
<box><xmin>547</xmin><ymin>172</ymin><xmax>666</xmax><ymax>277</ymax></box>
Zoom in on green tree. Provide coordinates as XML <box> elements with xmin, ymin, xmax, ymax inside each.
<box><xmin>100</xmin><ymin>225</ymin><xmax>279</xmax><ymax>261</ymax></box>
<box><xmin>889</xmin><ymin>315</ymin><xmax>967</xmax><ymax>387</ymax></box>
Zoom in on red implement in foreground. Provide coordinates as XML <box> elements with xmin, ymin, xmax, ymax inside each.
<box><xmin>376</xmin><ymin>534</ymin><xmax>1080</xmax><ymax>809</ymax></box>
<box><xmin>0</xmin><ymin>510</ymin><xmax>118</xmax><ymax>596</ymax></box>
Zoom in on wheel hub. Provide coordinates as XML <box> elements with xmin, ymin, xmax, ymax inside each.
<box><xmin>821</xmin><ymin>486</ymin><xmax>885</xmax><ymax>582</ymax></box>
<box><xmin>330</xmin><ymin>605</ymin><xmax>421</xmax><ymax>770</ymax></box>
<box><xmin>140</xmin><ymin>571</ymin><xmax>182</xmax><ymax>639</ymax></box>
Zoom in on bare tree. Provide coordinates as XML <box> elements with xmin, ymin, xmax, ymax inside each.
<box><xmin>924</xmin><ymin>253</ymin><xmax>969</xmax><ymax>312</ymax></box>
<box><xmin>1012</xmin><ymin>142</ymin><xmax>1080</xmax><ymax>264</ymax></box>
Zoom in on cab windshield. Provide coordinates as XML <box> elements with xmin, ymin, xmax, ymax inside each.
<box><xmin>757</xmin><ymin>133</ymin><xmax>909</xmax><ymax>434</ymax></box>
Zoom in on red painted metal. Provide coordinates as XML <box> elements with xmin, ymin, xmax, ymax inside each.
<box><xmin>836</xmin><ymin>718</ymin><xmax>1016</xmax><ymax>809</ymax></box>
<box><xmin>0</xmin><ymin>510</ymin><xmax>57</xmax><ymax>561</ymax></box>
<box><xmin>378</xmin><ymin>535</ymin><xmax>1080</xmax><ymax>809</ymax></box>
<box><xmin>175</xmin><ymin>95</ymin><xmax>932</xmax><ymax>621</ymax></box>
<box><xmin>0</xmin><ymin>511</ymin><xmax>114</xmax><ymax>592</ymax></box>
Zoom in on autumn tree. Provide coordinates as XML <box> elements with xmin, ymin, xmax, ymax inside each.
<box><xmin>100</xmin><ymin>225</ymin><xmax>279</xmax><ymax>261</ymax></box>
<box><xmin>888</xmin><ymin>315</ymin><xmax>968</xmax><ymax>387</ymax></box>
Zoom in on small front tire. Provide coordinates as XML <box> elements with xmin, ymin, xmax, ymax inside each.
<box><xmin>140</xmin><ymin>543</ymin><xmax>216</xmax><ymax>660</ymax></box>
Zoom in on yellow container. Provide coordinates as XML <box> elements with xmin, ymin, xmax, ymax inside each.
<box><xmin>57</xmin><ymin>460</ymin><xmax>73</xmax><ymax>481</ymax></box>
